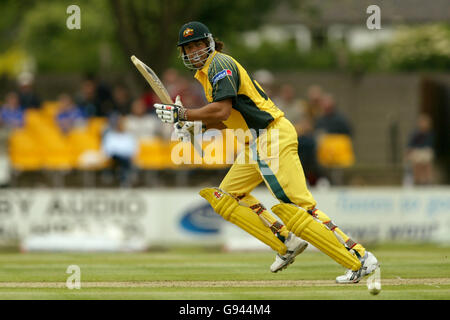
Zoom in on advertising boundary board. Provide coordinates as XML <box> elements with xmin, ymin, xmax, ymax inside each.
<box><xmin>0</xmin><ymin>187</ymin><xmax>448</xmax><ymax>251</ymax></box>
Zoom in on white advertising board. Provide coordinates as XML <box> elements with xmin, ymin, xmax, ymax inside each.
<box><xmin>0</xmin><ymin>187</ymin><xmax>448</xmax><ymax>251</ymax></box>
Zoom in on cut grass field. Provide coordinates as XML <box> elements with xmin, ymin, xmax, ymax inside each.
<box><xmin>0</xmin><ymin>244</ymin><xmax>448</xmax><ymax>300</ymax></box>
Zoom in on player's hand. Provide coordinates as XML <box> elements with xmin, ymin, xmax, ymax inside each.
<box><xmin>174</xmin><ymin>95</ymin><xmax>183</xmax><ymax>107</ymax></box>
<box><xmin>154</xmin><ymin>97</ymin><xmax>187</xmax><ymax>123</ymax></box>
<box><xmin>154</xmin><ymin>103</ymin><xmax>187</xmax><ymax>123</ymax></box>
<box><xmin>174</xmin><ymin>121</ymin><xmax>195</xmax><ymax>141</ymax></box>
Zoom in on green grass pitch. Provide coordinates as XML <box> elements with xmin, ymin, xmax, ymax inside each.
<box><xmin>0</xmin><ymin>244</ymin><xmax>448</xmax><ymax>300</ymax></box>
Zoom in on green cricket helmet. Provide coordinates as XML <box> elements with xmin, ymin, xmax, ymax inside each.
<box><xmin>177</xmin><ymin>21</ymin><xmax>215</xmax><ymax>70</ymax></box>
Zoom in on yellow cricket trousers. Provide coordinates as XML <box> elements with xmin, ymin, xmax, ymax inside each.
<box><xmin>219</xmin><ymin>116</ymin><xmax>365</xmax><ymax>257</ymax></box>
<box><xmin>220</xmin><ymin>116</ymin><xmax>316</xmax><ymax>209</ymax></box>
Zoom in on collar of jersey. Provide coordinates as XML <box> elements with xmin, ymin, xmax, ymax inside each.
<box><xmin>195</xmin><ymin>51</ymin><xmax>218</xmax><ymax>78</ymax></box>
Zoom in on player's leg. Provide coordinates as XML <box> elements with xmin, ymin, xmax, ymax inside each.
<box><xmin>235</xmin><ymin>193</ymin><xmax>289</xmax><ymax>242</ymax></box>
<box><xmin>199</xmin><ymin>187</ymin><xmax>287</xmax><ymax>254</ymax></box>
<box><xmin>201</xmin><ymin>143</ymin><xmax>307</xmax><ymax>272</ymax></box>
<box><xmin>200</xmin><ymin>145</ymin><xmax>287</xmax><ymax>255</ymax></box>
<box><xmin>310</xmin><ymin>208</ymin><xmax>365</xmax><ymax>258</ymax></box>
<box><xmin>256</xmin><ymin>117</ymin><xmax>378</xmax><ymax>278</ymax></box>
<box><xmin>219</xmin><ymin>143</ymin><xmax>297</xmax><ymax>244</ymax></box>
<box><xmin>236</xmin><ymin>193</ymin><xmax>308</xmax><ymax>273</ymax></box>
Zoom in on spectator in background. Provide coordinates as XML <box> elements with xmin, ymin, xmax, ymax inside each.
<box><xmin>56</xmin><ymin>93</ymin><xmax>85</xmax><ymax>134</ymax></box>
<box><xmin>125</xmin><ymin>98</ymin><xmax>164</xmax><ymax>141</ymax></box>
<box><xmin>164</xmin><ymin>68</ymin><xmax>206</xmax><ymax>107</ymax></box>
<box><xmin>141</xmin><ymin>89</ymin><xmax>158</xmax><ymax>115</ymax></box>
<box><xmin>314</xmin><ymin>94</ymin><xmax>352</xmax><ymax>136</ymax></box>
<box><xmin>177</xmin><ymin>77</ymin><xmax>207</xmax><ymax>107</ymax></box>
<box><xmin>102</xmin><ymin>114</ymin><xmax>138</xmax><ymax>187</ymax></box>
<box><xmin>17</xmin><ymin>72</ymin><xmax>41</xmax><ymax>110</ymax></box>
<box><xmin>112</xmin><ymin>84</ymin><xmax>132</xmax><ymax>115</ymax></box>
<box><xmin>76</xmin><ymin>75</ymin><xmax>114</xmax><ymax>117</ymax></box>
<box><xmin>0</xmin><ymin>92</ymin><xmax>25</xmax><ymax>129</ymax></box>
<box><xmin>253</xmin><ymin>69</ymin><xmax>276</xmax><ymax>97</ymax></box>
<box><xmin>276</xmin><ymin>84</ymin><xmax>306</xmax><ymax>132</ymax></box>
<box><xmin>304</xmin><ymin>85</ymin><xmax>324</xmax><ymax>123</ymax></box>
<box><xmin>405</xmin><ymin>113</ymin><xmax>435</xmax><ymax>185</ymax></box>
<box><xmin>297</xmin><ymin>117</ymin><xmax>323</xmax><ymax>186</ymax></box>
<box><xmin>142</xmin><ymin>69</ymin><xmax>206</xmax><ymax>114</ymax></box>
<box><xmin>140</xmin><ymin>69</ymin><xmax>182</xmax><ymax>115</ymax></box>
<box><xmin>0</xmin><ymin>91</ymin><xmax>24</xmax><ymax>187</ymax></box>
<box><xmin>314</xmin><ymin>94</ymin><xmax>355</xmax><ymax>183</ymax></box>
<box><xmin>163</xmin><ymin>68</ymin><xmax>184</xmax><ymax>99</ymax></box>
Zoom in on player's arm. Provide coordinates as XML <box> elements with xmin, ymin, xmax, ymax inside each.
<box><xmin>205</xmin><ymin>121</ymin><xmax>227</xmax><ymax>130</ymax></box>
<box><xmin>185</xmin><ymin>99</ymin><xmax>232</xmax><ymax>125</ymax></box>
<box><xmin>154</xmin><ymin>98</ymin><xmax>231</xmax><ymax>125</ymax></box>
<box><xmin>155</xmin><ymin>57</ymin><xmax>238</xmax><ymax>125</ymax></box>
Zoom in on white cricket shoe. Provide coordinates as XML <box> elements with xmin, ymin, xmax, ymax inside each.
<box><xmin>335</xmin><ymin>251</ymin><xmax>379</xmax><ymax>284</ymax></box>
<box><xmin>270</xmin><ymin>232</ymin><xmax>308</xmax><ymax>273</ymax></box>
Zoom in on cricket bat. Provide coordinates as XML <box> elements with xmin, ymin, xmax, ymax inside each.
<box><xmin>131</xmin><ymin>55</ymin><xmax>202</xmax><ymax>156</ymax></box>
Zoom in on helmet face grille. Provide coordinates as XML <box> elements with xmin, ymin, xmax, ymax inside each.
<box><xmin>180</xmin><ymin>34</ymin><xmax>215</xmax><ymax>70</ymax></box>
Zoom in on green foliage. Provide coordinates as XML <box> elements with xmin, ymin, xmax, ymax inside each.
<box><xmin>0</xmin><ymin>1</ymin><xmax>37</xmax><ymax>52</ymax></box>
<box><xmin>227</xmin><ymin>39</ymin><xmax>338</xmax><ymax>72</ymax></box>
<box><xmin>228</xmin><ymin>23</ymin><xmax>450</xmax><ymax>73</ymax></box>
<box><xmin>18</xmin><ymin>0</ymin><xmax>123</xmax><ymax>73</ymax></box>
<box><xmin>195</xmin><ymin>0</ymin><xmax>279</xmax><ymax>43</ymax></box>
<box><xmin>2</xmin><ymin>1</ymin><xmax>448</xmax><ymax>75</ymax></box>
<box><xmin>379</xmin><ymin>24</ymin><xmax>450</xmax><ymax>71</ymax></box>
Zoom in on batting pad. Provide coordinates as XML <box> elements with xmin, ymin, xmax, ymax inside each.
<box><xmin>272</xmin><ymin>203</ymin><xmax>361</xmax><ymax>271</ymax></box>
<box><xmin>199</xmin><ymin>188</ymin><xmax>287</xmax><ymax>255</ymax></box>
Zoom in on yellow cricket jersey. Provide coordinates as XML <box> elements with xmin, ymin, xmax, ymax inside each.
<box><xmin>194</xmin><ymin>51</ymin><xmax>284</xmax><ymax>135</ymax></box>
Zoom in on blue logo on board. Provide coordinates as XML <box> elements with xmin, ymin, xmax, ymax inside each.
<box><xmin>179</xmin><ymin>203</ymin><xmax>223</xmax><ymax>234</ymax></box>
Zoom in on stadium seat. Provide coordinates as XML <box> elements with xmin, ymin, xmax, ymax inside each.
<box><xmin>67</xmin><ymin>128</ymin><xmax>106</xmax><ymax>169</ymax></box>
<box><xmin>24</xmin><ymin>109</ymin><xmax>44</xmax><ymax>130</ymax></box>
<box><xmin>8</xmin><ymin>129</ymin><xmax>43</xmax><ymax>171</ymax></box>
<box><xmin>135</xmin><ymin>138</ymin><xmax>168</xmax><ymax>170</ymax></box>
<box><xmin>317</xmin><ymin>134</ymin><xmax>355</xmax><ymax>168</ymax></box>
<box><xmin>41</xmin><ymin>101</ymin><xmax>59</xmax><ymax>122</ymax></box>
<box><xmin>87</xmin><ymin>117</ymin><xmax>107</xmax><ymax>137</ymax></box>
<box><xmin>40</xmin><ymin>128</ymin><xmax>75</xmax><ymax>170</ymax></box>
<box><xmin>24</xmin><ymin>108</ymin><xmax>59</xmax><ymax>134</ymax></box>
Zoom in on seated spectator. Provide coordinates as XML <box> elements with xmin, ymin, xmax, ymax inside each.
<box><xmin>253</xmin><ymin>69</ymin><xmax>276</xmax><ymax>97</ymax></box>
<box><xmin>0</xmin><ymin>92</ymin><xmax>25</xmax><ymax>129</ymax></box>
<box><xmin>102</xmin><ymin>114</ymin><xmax>138</xmax><ymax>187</ymax></box>
<box><xmin>125</xmin><ymin>98</ymin><xmax>164</xmax><ymax>141</ymax></box>
<box><xmin>315</xmin><ymin>94</ymin><xmax>352</xmax><ymax>136</ymax></box>
<box><xmin>177</xmin><ymin>77</ymin><xmax>207</xmax><ymax>107</ymax></box>
<box><xmin>162</xmin><ymin>68</ymin><xmax>183</xmax><ymax>99</ymax></box>
<box><xmin>406</xmin><ymin>113</ymin><xmax>435</xmax><ymax>185</ymax></box>
<box><xmin>304</xmin><ymin>85</ymin><xmax>324</xmax><ymax>123</ymax></box>
<box><xmin>315</xmin><ymin>94</ymin><xmax>355</xmax><ymax>172</ymax></box>
<box><xmin>297</xmin><ymin>117</ymin><xmax>323</xmax><ymax>186</ymax></box>
<box><xmin>76</xmin><ymin>75</ymin><xmax>114</xmax><ymax>117</ymax></box>
<box><xmin>141</xmin><ymin>90</ymin><xmax>158</xmax><ymax>115</ymax></box>
<box><xmin>112</xmin><ymin>84</ymin><xmax>132</xmax><ymax>115</ymax></box>
<box><xmin>17</xmin><ymin>72</ymin><xmax>41</xmax><ymax>110</ymax></box>
<box><xmin>56</xmin><ymin>93</ymin><xmax>86</xmax><ymax>134</ymax></box>
<box><xmin>276</xmin><ymin>83</ymin><xmax>306</xmax><ymax>131</ymax></box>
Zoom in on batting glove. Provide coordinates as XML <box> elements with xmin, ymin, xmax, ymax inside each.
<box><xmin>173</xmin><ymin>121</ymin><xmax>195</xmax><ymax>141</ymax></box>
<box><xmin>154</xmin><ymin>95</ymin><xmax>188</xmax><ymax>123</ymax></box>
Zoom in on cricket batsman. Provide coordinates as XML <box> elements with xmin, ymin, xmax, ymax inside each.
<box><xmin>154</xmin><ymin>21</ymin><xmax>379</xmax><ymax>283</ymax></box>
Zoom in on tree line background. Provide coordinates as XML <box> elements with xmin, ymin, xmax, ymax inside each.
<box><xmin>0</xmin><ymin>0</ymin><xmax>448</xmax><ymax>81</ymax></box>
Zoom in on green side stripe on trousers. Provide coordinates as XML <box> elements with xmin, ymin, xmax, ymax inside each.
<box><xmin>252</xmin><ymin>143</ymin><xmax>292</xmax><ymax>203</ymax></box>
